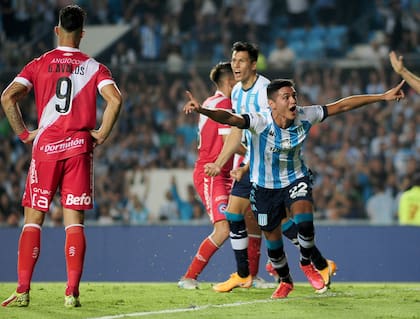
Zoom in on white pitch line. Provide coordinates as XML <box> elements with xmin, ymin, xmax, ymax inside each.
<box><xmin>86</xmin><ymin>299</ymin><xmax>273</xmax><ymax>319</ymax></box>
<box><xmin>86</xmin><ymin>293</ymin><xmax>339</xmax><ymax>319</ymax></box>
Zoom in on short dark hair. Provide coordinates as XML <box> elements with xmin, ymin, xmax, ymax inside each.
<box><xmin>59</xmin><ymin>5</ymin><xmax>86</xmax><ymax>32</ymax></box>
<box><xmin>209</xmin><ymin>62</ymin><xmax>232</xmax><ymax>86</ymax></box>
<box><xmin>267</xmin><ymin>79</ymin><xmax>295</xmax><ymax>99</ymax></box>
<box><xmin>231</xmin><ymin>41</ymin><xmax>259</xmax><ymax>62</ymax></box>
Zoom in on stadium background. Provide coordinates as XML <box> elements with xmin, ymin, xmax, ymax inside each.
<box><xmin>0</xmin><ymin>1</ymin><xmax>419</xmax><ymax>228</ymax></box>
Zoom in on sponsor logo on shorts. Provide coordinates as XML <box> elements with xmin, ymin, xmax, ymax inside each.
<box><xmin>29</xmin><ymin>159</ymin><xmax>38</xmax><ymax>184</ymax></box>
<box><xmin>33</xmin><ymin>187</ymin><xmax>51</xmax><ymax>195</ymax></box>
<box><xmin>215</xmin><ymin>195</ymin><xmax>228</xmax><ymax>202</ymax></box>
<box><xmin>40</xmin><ymin>137</ymin><xmax>85</xmax><ymax>154</ymax></box>
<box><xmin>218</xmin><ymin>203</ymin><xmax>227</xmax><ymax>213</ymax></box>
<box><xmin>65</xmin><ymin>193</ymin><xmax>92</xmax><ymax>206</ymax></box>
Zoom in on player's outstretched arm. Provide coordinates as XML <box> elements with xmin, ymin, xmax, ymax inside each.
<box><xmin>91</xmin><ymin>83</ymin><xmax>122</xmax><ymax>145</ymax></box>
<box><xmin>389</xmin><ymin>51</ymin><xmax>420</xmax><ymax>93</ymax></box>
<box><xmin>326</xmin><ymin>80</ymin><xmax>405</xmax><ymax>116</ymax></box>
<box><xmin>185</xmin><ymin>102</ymin><xmax>246</xmax><ymax>128</ymax></box>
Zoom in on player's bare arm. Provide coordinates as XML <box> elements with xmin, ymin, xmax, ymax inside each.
<box><xmin>230</xmin><ymin>162</ymin><xmax>249</xmax><ymax>181</ymax></box>
<box><xmin>193</xmin><ymin>111</ymin><xmax>246</xmax><ymax>177</ymax></box>
<box><xmin>205</xmin><ymin>127</ymin><xmax>245</xmax><ymax>177</ymax></box>
<box><xmin>0</xmin><ymin>82</ymin><xmax>37</xmax><ymax>143</ymax></box>
<box><xmin>90</xmin><ymin>83</ymin><xmax>122</xmax><ymax>145</ymax></box>
<box><xmin>389</xmin><ymin>51</ymin><xmax>420</xmax><ymax>93</ymax></box>
<box><xmin>188</xmin><ymin>105</ymin><xmax>246</xmax><ymax>128</ymax></box>
<box><xmin>183</xmin><ymin>90</ymin><xmax>247</xmax><ymax>176</ymax></box>
<box><xmin>325</xmin><ymin>80</ymin><xmax>405</xmax><ymax>116</ymax></box>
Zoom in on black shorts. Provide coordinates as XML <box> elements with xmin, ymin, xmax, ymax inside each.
<box><xmin>250</xmin><ymin>176</ymin><xmax>313</xmax><ymax>232</ymax></box>
<box><xmin>230</xmin><ymin>164</ymin><xmax>252</xmax><ymax>199</ymax></box>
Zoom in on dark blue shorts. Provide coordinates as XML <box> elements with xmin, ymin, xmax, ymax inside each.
<box><xmin>250</xmin><ymin>176</ymin><xmax>313</xmax><ymax>232</ymax></box>
<box><xmin>230</xmin><ymin>165</ymin><xmax>252</xmax><ymax>199</ymax></box>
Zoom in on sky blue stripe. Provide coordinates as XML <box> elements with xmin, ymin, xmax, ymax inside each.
<box><xmin>294</xmin><ymin>213</ymin><xmax>313</xmax><ymax>224</ymax></box>
<box><xmin>236</xmin><ymin>89</ymin><xmax>243</xmax><ymax>113</ymax></box>
<box><xmin>281</xmin><ymin>219</ymin><xmax>295</xmax><ymax>232</ymax></box>
<box><xmin>255</xmin><ymin>90</ymin><xmax>260</xmax><ymax>112</ymax></box>
<box><xmin>258</xmin><ymin>130</ymin><xmax>267</xmax><ymax>186</ymax></box>
<box><xmin>272</xmin><ymin>127</ymin><xmax>280</xmax><ymax>188</ymax></box>
<box><xmin>224</xmin><ymin>211</ymin><xmax>245</xmax><ymax>222</ymax></box>
<box><xmin>265</xmin><ymin>238</ymin><xmax>284</xmax><ymax>250</ymax></box>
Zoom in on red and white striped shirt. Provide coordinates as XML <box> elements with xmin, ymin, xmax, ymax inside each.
<box><xmin>14</xmin><ymin>46</ymin><xmax>115</xmax><ymax>161</ymax></box>
<box><xmin>194</xmin><ymin>90</ymin><xmax>233</xmax><ymax>176</ymax></box>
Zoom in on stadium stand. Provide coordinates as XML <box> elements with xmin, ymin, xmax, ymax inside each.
<box><xmin>0</xmin><ymin>0</ymin><xmax>419</xmax><ymax>226</ymax></box>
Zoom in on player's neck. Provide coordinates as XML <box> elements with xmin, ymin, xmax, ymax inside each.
<box><xmin>219</xmin><ymin>85</ymin><xmax>231</xmax><ymax>98</ymax></box>
<box><xmin>58</xmin><ymin>36</ymin><xmax>81</xmax><ymax>49</ymax></box>
<box><xmin>272</xmin><ymin>112</ymin><xmax>292</xmax><ymax>129</ymax></box>
<box><xmin>241</xmin><ymin>74</ymin><xmax>258</xmax><ymax>90</ymax></box>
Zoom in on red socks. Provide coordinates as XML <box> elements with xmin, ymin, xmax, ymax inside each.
<box><xmin>248</xmin><ymin>234</ymin><xmax>262</xmax><ymax>277</ymax></box>
<box><xmin>17</xmin><ymin>224</ymin><xmax>41</xmax><ymax>293</ymax></box>
<box><xmin>184</xmin><ymin>237</ymin><xmax>218</xmax><ymax>279</ymax></box>
<box><xmin>65</xmin><ymin>224</ymin><xmax>86</xmax><ymax>297</ymax></box>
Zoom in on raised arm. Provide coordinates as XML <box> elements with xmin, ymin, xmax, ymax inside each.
<box><xmin>389</xmin><ymin>51</ymin><xmax>420</xmax><ymax>93</ymax></box>
<box><xmin>326</xmin><ymin>80</ymin><xmax>405</xmax><ymax>116</ymax></box>
<box><xmin>183</xmin><ymin>91</ymin><xmax>246</xmax><ymax>127</ymax></box>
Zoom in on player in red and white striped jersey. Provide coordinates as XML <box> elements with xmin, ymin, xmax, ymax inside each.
<box><xmin>178</xmin><ymin>62</ymin><xmax>247</xmax><ymax>289</ymax></box>
<box><xmin>1</xmin><ymin>5</ymin><xmax>122</xmax><ymax>308</ymax></box>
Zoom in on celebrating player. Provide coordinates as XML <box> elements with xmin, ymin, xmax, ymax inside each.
<box><xmin>184</xmin><ymin>78</ymin><xmax>404</xmax><ymax>298</ymax></box>
<box><xmin>201</xmin><ymin>41</ymin><xmax>335</xmax><ymax>293</ymax></box>
<box><xmin>1</xmin><ymin>5</ymin><xmax>122</xmax><ymax>308</ymax></box>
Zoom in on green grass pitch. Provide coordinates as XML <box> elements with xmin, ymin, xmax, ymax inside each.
<box><xmin>1</xmin><ymin>282</ymin><xmax>419</xmax><ymax>319</ymax></box>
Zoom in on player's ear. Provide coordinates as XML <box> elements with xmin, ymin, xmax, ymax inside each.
<box><xmin>268</xmin><ymin>98</ymin><xmax>275</xmax><ymax>109</ymax></box>
<box><xmin>54</xmin><ymin>26</ymin><xmax>60</xmax><ymax>36</ymax></box>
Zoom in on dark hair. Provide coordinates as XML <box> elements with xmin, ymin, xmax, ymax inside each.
<box><xmin>209</xmin><ymin>62</ymin><xmax>232</xmax><ymax>86</ymax></box>
<box><xmin>267</xmin><ymin>79</ymin><xmax>295</xmax><ymax>99</ymax></box>
<box><xmin>59</xmin><ymin>5</ymin><xmax>86</xmax><ymax>32</ymax></box>
<box><xmin>231</xmin><ymin>41</ymin><xmax>259</xmax><ymax>62</ymax></box>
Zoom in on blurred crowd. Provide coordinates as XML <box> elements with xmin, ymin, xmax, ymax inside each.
<box><xmin>0</xmin><ymin>0</ymin><xmax>419</xmax><ymax>227</ymax></box>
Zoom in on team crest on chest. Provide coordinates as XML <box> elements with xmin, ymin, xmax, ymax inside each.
<box><xmin>281</xmin><ymin>139</ymin><xmax>292</xmax><ymax>149</ymax></box>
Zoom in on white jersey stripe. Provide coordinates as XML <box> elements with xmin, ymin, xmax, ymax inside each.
<box><xmin>35</xmin><ymin>59</ymin><xmax>99</xmax><ymax>147</ymax></box>
<box><xmin>247</xmin><ymin>105</ymin><xmax>325</xmax><ymax>189</ymax></box>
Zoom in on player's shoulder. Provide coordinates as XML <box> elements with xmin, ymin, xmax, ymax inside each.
<box><xmin>257</xmin><ymin>74</ymin><xmax>271</xmax><ymax>85</ymax></box>
<box><xmin>232</xmin><ymin>81</ymin><xmax>242</xmax><ymax>93</ymax></box>
<box><xmin>297</xmin><ymin>104</ymin><xmax>323</xmax><ymax>113</ymax></box>
<box><xmin>248</xmin><ymin>110</ymin><xmax>270</xmax><ymax>121</ymax></box>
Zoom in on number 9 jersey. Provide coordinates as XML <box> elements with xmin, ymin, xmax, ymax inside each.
<box><xmin>14</xmin><ymin>46</ymin><xmax>116</xmax><ymax>161</ymax></box>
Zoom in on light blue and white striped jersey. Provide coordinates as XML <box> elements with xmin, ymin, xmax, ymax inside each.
<box><xmin>245</xmin><ymin>105</ymin><xmax>326</xmax><ymax>189</ymax></box>
<box><xmin>231</xmin><ymin>74</ymin><xmax>270</xmax><ymax>164</ymax></box>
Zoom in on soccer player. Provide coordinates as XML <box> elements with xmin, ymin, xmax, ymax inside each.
<box><xmin>201</xmin><ymin>41</ymin><xmax>335</xmax><ymax>292</ymax></box>
<box><xmin>178</xmin><ymin>61</ymin><xmax>249</xmax><ymax>289</ymax></box>
<box><xmin>398</xmin><ymin>173</ymin><xmax>420</xmax><ymax>225</ymax></box>
<box><xmin>184</xmin><ymin>78</ymin><xmax>405</xmax><ymax>298</ymax></box>
<box><xmin>1</xmin><ymin>5</ymin><xmax>122</xmax><ymax>308</ymax></box>
<box><xmin>389</xmin><ymin>51</ymin><xmax>420</xmax><ymax>93</ymax></box>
